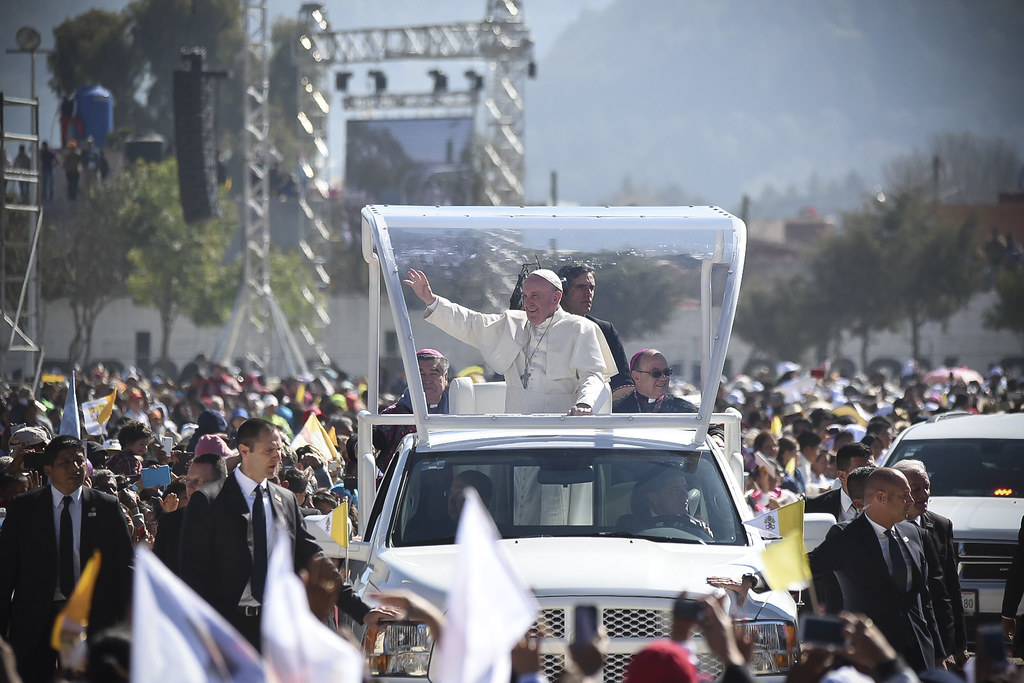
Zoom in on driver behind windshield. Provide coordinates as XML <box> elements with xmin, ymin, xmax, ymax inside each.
<box><xmin>617</xmin><ymin>468</ymin><xmax>713</xmax><ymax>539</ymax></box>
<box><xmin>402</xmin><ymin>469</ymin><xmax>493</xmax><ymax>544</ymax></box>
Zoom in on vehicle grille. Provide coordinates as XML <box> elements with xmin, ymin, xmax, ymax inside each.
<box><xmin>602</xmin><ymin>607</ymin><xmax>672</xmax><ymax>638</ymax></box>
<box><xmin>958</xmin><ymin>542</ymin><xmax>1016</xmax><ymax>582</ymax></box>
<box><xmin>536</xmin><ymin>608</ymin><xmax>566</xmax><ymax>638</ymax></box>
<box><xmin>534</xmin><ymin>606</ymin><xmax>725</xmax><ymax>682</ymax></box>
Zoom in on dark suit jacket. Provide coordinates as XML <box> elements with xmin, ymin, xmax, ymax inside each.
<box><xmin>809</xmin><ymin>515</ymin><xmax>943</xmax><ymax>671</ymax></box>
<box><xmin>1002</xmin><ymin>514</ymin><xmax>1024</xmax><ymax>619</ymax></box>
<box><xmin>805</xmin><ymin>487</ymin><xmax>842</xmax><ymax>519</ymax></box>
<box><xmin>0</xmin><ymin>485</ymin><xmax>133</xmax><ymax>660</ymax></box>
<box><xmin>919</xmin><ymin>510</ymin><xmax>966</xmax><ymax>652</ymax></box>
<box><xmin>586</xmin><ymin>314</ymin><xmax>631</xmax><ymax>389</ymax></box>
<box><xmin>152</xmin><ymin>507</ymin><xmax>185</xmax><ymax>575</ymax></box>
<box><xmin>179</xmin><ymin>473</ymin><xmax>369</xmax><ymax>622</ymax></box>
<box><xmin>804</xmin><ymin>487</ymin><xmax>845</xmax><ymax>615</ymax></box>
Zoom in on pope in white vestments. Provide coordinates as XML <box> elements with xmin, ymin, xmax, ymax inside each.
<box><xmin>404</xmin><ymin>267</ymin><xmax>614</xmax><ymax>415</ymax></box>
<box><xmin>405</xmin><ymin>267</ymin><xmax>614</xmax><ymax>524</ymax></box>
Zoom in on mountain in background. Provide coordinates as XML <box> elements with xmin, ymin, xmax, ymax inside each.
<box><xmin>525</xmin><ymin>0</ymin><xmax>1024</xmax><ymax>215</ymax></box>
<box><xmin>3</xmin><ymin>0</ymin><xmax>1021</xmax><ymax>220</ymax></box>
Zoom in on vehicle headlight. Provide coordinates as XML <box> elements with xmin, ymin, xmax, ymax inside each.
<box><xmin>365</xmin><ymin>621</ymin><xmax>433</xmax><ymax>677</ymax></box>
<box><xmin>734</xmin><ymin>620</ymin><xmax>798</xmax><ymax>673</ymax></box>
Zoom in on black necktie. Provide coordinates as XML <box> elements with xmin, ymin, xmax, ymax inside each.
<box><xmin>887</xmin><ymin>528</ymin><xmax>908</xmax><ymax>592</ymax></box>
<box><xmin>60</xmin><ymin>495</ymin><xmax>75</xmax><ymax>598</ymax></box>
<box><xmin>251</xmin><ymin>485</ymin><xmax>268</xmax><ymax>602</ymax></box>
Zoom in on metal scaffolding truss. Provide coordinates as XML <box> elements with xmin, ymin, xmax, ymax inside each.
<box><xmin>213</xmin><ymin>0</ymin><xmax>311</xmax><ymax>377</ymax></box>
<box><xmin>0</xmin><ymin>92</ymin><xmax>44</xmax><ymax>385</ymax></box>
<box><xmin>341</xmin><ymin>90</ymin><xmax>480</xmax><ymax>112</ymax></box>
<box><xmin>299</xmin><ymin>0</ymin><xmax>533</xmax><ymax>206</ymax></box>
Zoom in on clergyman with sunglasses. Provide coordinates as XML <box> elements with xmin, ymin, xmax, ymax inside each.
<box><xmin>613</xmin><ymin>349</ymin><xmax>697</xmax><ymax>414</ymax></box>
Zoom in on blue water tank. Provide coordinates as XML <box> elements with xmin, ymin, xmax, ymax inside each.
<box><xmin>74</xmin><ymin>85</ymin><xmax>114</xmax><ymax>147</ymax></box>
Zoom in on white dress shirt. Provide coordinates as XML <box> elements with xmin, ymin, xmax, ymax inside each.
<box><xmin>865</xmin><ymin>515</ymin><xmax>911</xmax><ymax>592</ymax></box>
<box><xmin>51</xmin><ymin>485</ymin><xmax>83</xmax><ymax>599</ymax></box>
<box><xmin>233</xmin><ymin>468</ymin><xmax>275</xmax><ymax>606</ymax></box>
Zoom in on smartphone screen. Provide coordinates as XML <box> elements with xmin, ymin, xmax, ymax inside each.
<box><xmin>801</xmin><ymin>616</ymin><xmax>846</xmax><ymax>647</ymax></box>
<box><xmin>978</xmin><ymin>624</ymin><xmax>1010</xmax><ymax>671</ymax></box>
<box><xmin>672</xmin><ymin>597</ymin><xmax>707</xmax><ymax>623</ymax></box>
<box><xmin>573</xmin><ymin>605</ymin><xmax>598</xmax><ymax>646</ymax></box>
<box><xmin>140</xmin><ymin>465</ymin><xmax>172</xmax><ymax>489</ymax></box>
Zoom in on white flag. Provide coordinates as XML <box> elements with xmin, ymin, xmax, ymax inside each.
<box><xmin>438</xmin><ymin>489</ymin><xmax>539</xmax><ymax>683</ymax></box>
<box><xmin>262</xmin><ymin>532</ymin><xmax>363</xmax><ymax>683</ymax></box>
<box><xmin>131</xmin><ymin>546</ymin><xmax>264</xmax><ymax>682</ymax></box>
<box><xmin>59</xmin><ymin>371</ymin><xmax>80</xmax><ymax>437</ymax></box>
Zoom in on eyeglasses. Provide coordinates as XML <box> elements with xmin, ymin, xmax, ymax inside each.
<box><xmin>635</xmin><ymin>368</ymin><xmax>673</xmax><ymax>378</ymax></box>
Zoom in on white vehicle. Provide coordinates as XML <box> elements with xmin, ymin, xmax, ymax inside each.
<box><xmin>323</xmin><ymin>206</ymin><xmax>801</xmax><ymax>681</ymax></box>
<box><xmin>880</xmin><ymin>412</ymin><xmax>1024</xmax><ymax>638</ymax></box>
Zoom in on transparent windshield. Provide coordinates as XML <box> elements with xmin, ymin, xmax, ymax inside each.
<box><xmin>888</xmin><ymin>438</ymin><xmax>1024</xmax><ymax>498</ymax></box>
<box><xmin>389</xmin><ymin>447</ymin><xmax>746</xmax><ymax>547</ymax></box>
<box><xmin>364</xmin><ymin>206</ymin><xmax>744</xmax><ymax>423</ymax></box>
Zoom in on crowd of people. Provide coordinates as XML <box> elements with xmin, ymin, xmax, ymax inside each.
<box><xmin>1</xmin><ymin>257</ymin><xmax>1022</xmax><ymax>681</ymax></box>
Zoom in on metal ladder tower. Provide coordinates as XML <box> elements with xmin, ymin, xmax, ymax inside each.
<box><xmin>0</xmin><ymin>92</ymin><xmax>44</xmax><ymax>386</ymax></box>
<box><xmin>298</xmin><ymin>0</ymin><xmax>534</xmax><ymax>206</ymax></box>
<box><xmin>213</xmin><ymin>0</ymin><xmax>311</xmax><ymax>378</ymax></box>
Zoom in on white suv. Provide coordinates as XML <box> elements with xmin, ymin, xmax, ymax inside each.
<box><xmin>881</xmin><ymin>413</ymin><xmax>1024</xmax><ymax>637</ymax></box>
<box><xmin>320</xmin><ymin>206</ymin><xmax>800</xmax><ymax>681</ymax></box>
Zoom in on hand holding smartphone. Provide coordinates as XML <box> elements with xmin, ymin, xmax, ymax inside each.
<box><xmin>801</xmin><ymin>615</ymin><xmax>847</xmax><ymax>649</ymax></box>
<box><xmin>140</xmin><ymin>464</ymin><xmax>172</xmax><ymax>489</ymax></box>
<box><xmin>573</xmin><ymin>605</ymin><xmax>598</xmax><ymax>646</ymax></box>
<box><xmin>673</xmin><ymin>596</ymin><xmax>707</xmax><ymax>623</ymax></box>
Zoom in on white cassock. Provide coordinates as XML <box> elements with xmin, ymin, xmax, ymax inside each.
<box><xmin>425</xmin><ymin>296</ymin><xmax>614</xmax><ymax>414</ymax></box>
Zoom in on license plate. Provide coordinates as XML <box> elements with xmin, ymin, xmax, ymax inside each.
<box><xmin>961</xmin><ymin>590</ymin><xmax>977</xmax><ymax>615</ymax></box>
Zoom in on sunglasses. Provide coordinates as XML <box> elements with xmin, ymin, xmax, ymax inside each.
<box><xmin>635</xmin><ymin>368</ymin><xmax>673</xmax><ymax>378</ymax></box>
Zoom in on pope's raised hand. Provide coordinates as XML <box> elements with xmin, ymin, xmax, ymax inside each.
<box><xmin>403</xmin><ymin>268</ymin><xmax>437</xmax><ymax>306</ymax></box>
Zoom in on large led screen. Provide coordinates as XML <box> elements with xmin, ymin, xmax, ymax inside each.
<box><xmin>342</xmin><ymin>117</ymin><xmax>476</xmax><ymax>242</ymax></box>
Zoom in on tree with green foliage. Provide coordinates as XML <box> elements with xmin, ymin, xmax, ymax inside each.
<box><xmin>586</xmin><ymin>254</ymin><xmax>693</xmax><ymax>341</ymax></box>
<box><xmin>734</xmin><ymin>276</ymin><xmax>820</xmax><ymax>365</ymax></box>
<box><xmin>984</xmin><ymin>267</ymin><xmax>1024</xmax><ymax>352</ymax></box>
<box><xmin>41</xmin><ymin>184</ymin><xmax>132</xmax><ymax>365</ymax></box>
<box><xmin>868</xmin><ymin>187</ymin><xmax>981</xmax><ymax>362</ymax></box>
<box><xmin>812</xmin><ymin>206</ymin><xmax>898</xmax><ymax>371</ymax></box>
<box><xmin>114</xmin><ymin>160</ymin><xmax>238</xmax><ymax>367</ymax></box>
<box><xmin>48</xmin><ymin>10</ymin><xmax>144</xmax><ymax>131</ymax></box>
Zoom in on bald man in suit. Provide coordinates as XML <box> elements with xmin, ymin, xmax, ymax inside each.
<box><xmin>808</xmin><ymin>468</ymin><xmax>947</xmax><ymax>672</ymax></box>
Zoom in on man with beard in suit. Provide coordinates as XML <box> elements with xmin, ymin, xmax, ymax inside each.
<box><xmin>556</xmin><ymin>263</ymin><xmax>631</xmax><ymax>391</ymax></box>
<box><xmin>179</xmin><ymin>418</ymin><xmax>394</xmax><ymax>650</ymax></box>
<box><xmin>806</xmin><ymin>442</ymin><xmax>875</xmax><ymax>522</ymax></box>
<box><xmin>894</xmin><ymin>459</ymin><xmax>968</xmax><ymax>668</ymax></box>
<box><xmin>808</xmin><ymin>467</ymin><xmax>949</xmax><ymax>672</ymax></box>
<box><xmin>0</xmin><ymin>435</ymin><xmax>133</xmax><ymax>682</ymax></box>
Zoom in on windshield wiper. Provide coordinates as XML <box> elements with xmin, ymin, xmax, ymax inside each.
<box><xmin>582</xmin><ymin>531</ymin><xmax>708</xmax><ymax>545</ymax></box>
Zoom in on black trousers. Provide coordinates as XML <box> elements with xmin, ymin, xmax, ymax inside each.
<box><xmin>227</xmin><ymin>610</ymin><xmax>262</xmax><ymax>652</ymax></box>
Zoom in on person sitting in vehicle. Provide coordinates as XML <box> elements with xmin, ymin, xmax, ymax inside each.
<box><xmin>617</xmin><ymin>467</ymin><xmax>713</xmax><ymax>540</ymax></box>
<box><xmin>613</xmin><ymin>349</ymin><xmax>696</xmax><ymax>414</ymax></box>
<box><xmin>402</xmin><ymin>469</ymin><xmax>493</xmax><ymax>544</ymax></box>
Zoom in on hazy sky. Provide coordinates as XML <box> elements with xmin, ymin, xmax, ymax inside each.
<box><xmin>2</xmin><ymin>0</ymin><xmax>1020</xmax><ymax>209</ymax></box>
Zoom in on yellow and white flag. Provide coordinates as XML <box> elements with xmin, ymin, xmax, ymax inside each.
<box><xmin>51</xmin><ymin>551</ymin><xmax>102</xmax><ymax>650</ymax></box>
<box><xmin>81</xmin><ymin>391</ymin><xmax>117</xmax><ymax>436</ymax></box>
<box><xmin>758</xmin><ymin>500</ymin><xmax>811</xmax><ymax>591</ymax></box>
<box><xmin>743</xmin><ymin>500</ymin><xmax>804</xmax><ymax>540</ymax></box>
<box><xmin>291</xmin><ymin>413</ymin><xmax>339</xmax><ymax>462</ymax></box>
